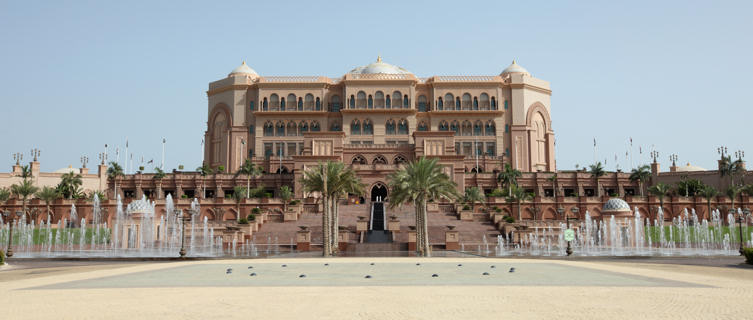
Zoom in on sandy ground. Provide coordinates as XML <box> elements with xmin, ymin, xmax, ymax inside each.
<box><xmin>2</xmin><ymin>257</ymin><xmax>753</xmax><ymax>319</ymax></box>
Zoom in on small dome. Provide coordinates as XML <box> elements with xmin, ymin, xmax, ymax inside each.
<box><xmin>602</xmin><ymin>198</ymin><xmax>631</xmax><ymax>213</ymax></box>
<box><xmin>675</xmin><ymin>162</ymin><xmax>706</xmax><ymax>172</ymax></box>
<box><xmin>349</xmin><ymin>56</ymin><xmax>412</xmax><ymax>75</ymax></box>
<box><xmin>229</xmin><ymin>61</ymin><xmax>258</xmax><ymax>76</ymax></box>
<box><xmin>54</xmin><ymin>165</ymin><xmax>79</xmax><ymax>174</ymax></box>
<box><xmin>500</xmin><ymin>60</ymin><xmax>530</xmax><ymax>75</ymax></box>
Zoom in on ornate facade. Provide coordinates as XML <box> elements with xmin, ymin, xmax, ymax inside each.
<box><xmin>204</xmin><ymin>57</ymin><xmax>555</xmax><ymax>197</ymax></box>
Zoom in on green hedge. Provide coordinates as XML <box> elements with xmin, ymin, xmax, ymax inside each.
<box><xmin>0</xmin><ymin>250</ymin><xmax>4</xmax><ymax>266</ymax></box>
<box><xmin>238</xmin><ymin>218</ymin><xmax>249</xmax><ymax>225</ymax></box>
<box><xmin>744</xmin><ymin>248</ymin><xmax>753</xmax><ymax>265</ymax></box>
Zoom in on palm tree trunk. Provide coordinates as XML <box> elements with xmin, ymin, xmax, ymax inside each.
<box><xmin>517</xmin><ymin>200</ymin><xmax>522</xmax><ymax>221</ymax></box>
<box><xmin>415</xmin><ymin>200</ymin><xmax>423</xmax><ymax>256</ymax></box>
<box><xmin>421</xmin><ymin>200</ymin><xmax>430</xmax><ymax>257</ymax></box>
<box><xmin>639</xmin><ymin>181</ymin><xmax>644</xmax><ymax>197</ymax></box>
<box><xmin>247</xmin><ymin>176</ymin><xmax>250</xmax><ymax>199</ymax></box>
<box><xmin>46</xmin><ymin>203</ymin><xmax>51</xmax><ymax>223</ymax></box>
<box><xmin>707</xmin><ymin>200</ymin><xmax>712</xmax><ymax>221</ymax></box>
<box><xmin>322</xmin><ymin>194</ymin><xmax>330</xmax><ymax>256</ymax></box>
<box><xmin>331</xmin><ymin>197</ymin><xmax>339</xmax><ymax>254</ymax></box>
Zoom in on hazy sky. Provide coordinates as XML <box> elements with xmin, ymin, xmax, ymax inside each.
<box><xmin>1</xmin><ymin>1</ymin><xmax>751</xmax><ymax>173</ymax></box>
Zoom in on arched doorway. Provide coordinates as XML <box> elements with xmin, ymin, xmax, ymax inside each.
<box><xmin>371</xmin><ymin>184</ymin><xmax>387</xmax><ymax>202</ymax></box>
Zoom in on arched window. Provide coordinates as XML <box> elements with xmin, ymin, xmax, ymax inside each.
<box><xmin>330</xmin><ymin>121</ymin><xmax>341</xmax><ymax>131</ymax></box>
<box><xmin>444</xmin><ymin>93</ymin><xmax>454</xmax><ymax>110</ymax></box>
<box><xmin>375</xmin><ymin>91</ymin><xmax>385</xmax><ymax>108</ymax></box>
<box><xmin>490</xmin><ymin>96</ymin><xmax>496</xmax><ymax>110</ymax></box>
<box><xmin>385</xmin><ymin>95</ymin><xmax>391</xmax><ymax>108</ymax></box>
<box><xmin>352</xmin><ymin>155</ymin><xmax>367</xmax><ymax>165</ymax></box>
<box><xmin>394</xmin><ymin>155</ymin><xmax>407</xmax><ymax>165</ymax></box>
<box><xmin>418</xmin><ymin>95</ymin><xmax>427</xmax><ymax>112</ymax></box>
<box><xmin>462</xmin><ymin>93</ymin><xmax>472</xmax><ymax>110</ymax></box>
<box><xmin>280</xmin><ymin>97</ymin><xmax>286</xmax><ymax>111</ymax></box>
<box><xmin>311</xmin><ymin>121</ymin><xmax>321</xmax><ymax>132</ymax></box>
<box><xmin>304</xmin><ymin>94</ymin><xmax>314</xmax><ymax>110</ymax></box>
<box><xmin>270</xmin><ymin>94</ymin><xmax>279</xmax><ymax>111</ymax></box>
<box><xmin>300</xmin><ymin>121</ymin><xmax>309</xmax><ymax>134</ymax></box>
<box><xmin>263</xmin><ymin>97</ymin><xmax>268</xmax><ymax>111</ymax></box>
<box><xmin>287</xmin><ymin>121</ymin><xmax>297</xmax><ymax>136</ymax></box>
<box><xmin>368</xmin><ymin>95</ymin><xmax>373</xmax><ymax>108</ymax></box>
<box><xmin>480</xmin><ymin>93</ymin><xmax>490</xmax><ymax>110</ymax></box>
<box><xmin>417</xmin><ymin>121</ymin><xmax>428</xmax><ymax>131</ymax></box>
<box><xmin>437</xmin><ymin>97</ymin><xmax>444</xmax><ymax>110</ymax></box>
<box><xmin>473</xmin><ymin>121</ymin><xmax>483</xmax><ymax>136</ymax></box>
<box><xmin>372</xmin><ymin>155</ymin><xmax>388</xmax><ymax>165</ymax></box>
<box><xmin>403</xmin><ymin>95</ymin><xmax>409</xmax><ymax>108</ymax></box>
<box><xmin>485</xmin><ymin>121</ymin><xmax>495</xmax><ymax>136</ymax></box>
<box><xmin>350</xmin><ymin>119</ymin><xmax>361</xmax><ymax>135</ymax></box>
<box><xmin>438</xmin><ymin>121</ymin><xmax>449</xmax><ymax>131</ymax></box>
<box><xmin>276</xmin><ymin>121</ymin><xmax>285</xmax><ymax>136</ymax></box>
<box><xmin>392</xmin><ymin>91</ymin><xmax>402</xmax><ymax>108</ymax></box>
<box><xmin>462</xmin><ymin>121</ymin><xmax>473</xmax><ymax>136</ymax></box>
<box><xmin>397</xmin><ymin>119</ymin><xmax>408</xmax><ymax>134</ymax></box>
<box><xmin>331</xmin><ymin>95</ymin><xmax>340</xmax><ymax>112</ymax></box>
<box><xmin>363</xmin><ymin>119</ymin><xmax>373</xmax><ymax>135</ymax></box>
<box><xmin>473</xmin><ymin>97</ymin><xmax>479</xmax><ymax>110</ymax></box>
<box><xmin>385</xmin><ymin>120</ymin><xmax>396</xmax><ymax>135</ymax></box>
<box><xmin>315</xmin><ymin>97</ymin><xmax>321</xmax><ymax>110</ymax></box>
<box><xmin>287</xmin><ymin>94</ymin><xmax>297</xmax><ymax>110</ymax></box>
<box><xmin>357</xmin><ymin>91</ymin><xmax>366</xmax><ymax>108</ymax></box>
<box><xmin>450</xmin><ymin>121</ymin><xmax>460</xmax><ymax>136</ymax></box>
<box><xmin>349</xmin><ymin>95</ymin><xmax>355</xmax><ymax>109</ymax></box>
<box><xmin>264</xmin><ymin>121</ymin><xmax>274</xmax><ymax>136</ymax></box>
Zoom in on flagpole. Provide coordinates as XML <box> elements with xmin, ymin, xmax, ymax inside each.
<box><xmin>593</xmin><ymin>138</ymin><xmax>597</xmax><ymax>164</ymax></box>
<box><xmin>161</xmin><ymin>138</ymin><xmax>166</xmax><ymax>170</ymax></box>
<box><xmin>125</xmin><ymin>137</ymin><xmax>129</xmax><ymax>174</ymax></box>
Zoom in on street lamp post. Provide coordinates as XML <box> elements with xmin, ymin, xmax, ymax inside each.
<box><xmin>3</xmin><ymin>210</ymin><xmax>23</xmax><ymax>258</ymax></box>
<box><xmin>738</xmin><ymin>209</ymin><xmax>749</xmax><ymax>255</ymax></box>
<box><xmin>175</xmin><ymin>209</ymin><xmax>192</xmax><ymax>258</ymax></box>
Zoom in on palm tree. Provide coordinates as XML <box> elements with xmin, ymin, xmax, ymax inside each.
<box><xmin>19</xmin><ymin>165</ymin><xmax>32</xmax><ymax>179</ymax></box>
<box><xmin>589</xmin><ymin>162</ymin><xmax>606</xmax><ymax>197</ymax></box>
<box><xmin>648</xmin><ymin>182</ymin><xmax>672</xmax><ymax>218</ymax></box>
<box><xmin>57</xmin><ymin>171</ymin><xmax>83</xmax><ymax>199</ymax></box>
<box><xmin>301</xmin><ymin>161</ymin><xmax>364</xmax><ymax>256</ymax></box>
<box><xmin>106</xmin><ymin>162</ymin><xmax>125</xmax><ymax>198</ymax></box>
<box><xmin>153</xmin><ymin>167</ymin><xmax>167</xmax><ymax>199</ymax></box>
<box><xmin>508</xmin><ymin>185</ymin><xmax>533</xmax><ymax>221</ymax></box>
<box><xmin>463</xmin><ymin>187</ymin><xmax>485</xmax><ymax>212</ymax></box>
<box><xmin>0</xmin><ymin>187</ymin><xmax>11</xmax><ymax>211</ymax></box>
<box><xmin>231</xmin><ymin>186</ymin><xmax>248</xmax><ymax>221</ymax></box>
<box><xmin>629</xmin><ymin>164</ymin><xmax>651</xmax><ymax>196</ymax></box>
<box><xmin>280</xmin><ymin>185</ymin><xmax>293</xmax><ymax>212</ymax></box>
<box><xmin>497</xmin><ymin>163</ymin><xmax>522</xmax><ymax>197</ymax></box>
<box><xmin>719</xmin><ymin>155</ymin><xmax>745</xmax><ymax>189</ymax></box>
<box><xmin>726</xmin><ymin>184</ymin><xmax>742</xmax><ymax>213</ymax></box>
<box><xmin>235</xmin><ymin>159</ymin><xmax>262</xmax><ymax>199</ymax></box>
<box><xmin>388</xmin><ymin>157</ymin><xmax>459</xmax><ymax>257</ymax></box>
<box><xmin>547</xmin><ymin>172</ymin><xmax>558</xmax><ymax>197</ymax></box>
<box><xmin>197</xmin><ymin>162</ymin><xmax>212</xmax><ymax>199</ymax></box>
<box><xmin>35</xmin><ymin>186</ymin><xmax>60</xmax><ymax>222</ymax></box>
<box><xmin>699</xmin><ymin>185</ymin><xmax>718</xmax><ymax>220</ymax></box>
<box><xmin>11</xmin><ymin>179</ymin><xmax>39</xmax><ymax>221</ymax></box>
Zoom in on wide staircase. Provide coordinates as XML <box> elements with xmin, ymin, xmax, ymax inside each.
<box><xmin>252</xmin><ymin>201</ymin><xmax>501</xmax><ymax>252</ymax></box>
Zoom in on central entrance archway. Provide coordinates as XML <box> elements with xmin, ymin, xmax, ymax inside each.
<box><xmin>371</xmin><ymin>184</ymin><xmax>388</xmax><ymax>202</ymax></box>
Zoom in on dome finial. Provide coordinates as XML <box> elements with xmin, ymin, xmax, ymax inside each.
<box><xmin>242</xmin><ymin>60</ymin><xmax>246</xmax><ymax>65</ymax></box>
<box><xmin>377</xmin><ymin>55</ymin><xmax>382</xmax><ymax>63</ymax></box>
<box><xmin>512</xmin><ymin>59</ymin><xmax>517</xmax><ymax>65</ymax></box>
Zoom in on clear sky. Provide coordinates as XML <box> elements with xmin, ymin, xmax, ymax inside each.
<box><xmin>1</xmin><ymin>1</ymin><xmax>751</xmax><ymax>173</ymax></box>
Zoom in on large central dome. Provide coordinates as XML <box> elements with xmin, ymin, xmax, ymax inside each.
<box><xmin>349</xmin><ymin>56</ymin><xmax>412</xmax><ymax>75</ymax></box>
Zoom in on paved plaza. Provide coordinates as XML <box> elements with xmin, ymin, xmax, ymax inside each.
<box><xmin>2</xmin><ymin>257</ymin><xmax>753</xmax><ymax>319</ymax></box>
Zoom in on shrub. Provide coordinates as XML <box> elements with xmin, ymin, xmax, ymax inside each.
<box><xmin>251</xmin><ymin>207</ymin><xmax>262</xmax><ymax>215</ymax></box>
<box><xmin>494</xmin><ymin>207</ymin><xmax>502</xmax><ymax>213</ymax></box>
<box><xmin>462</xmin><ymin>204</ymin><xmax>471</xmax><ymax>211</ymax></box>
<box><xmin>247</xmin><ymin>214</ymin><xmax>256</xmax><ymax>221</ymax></box>
<box><xmin>744</xmin><ymin>248</ymin><xmax>753</xmax><ymax>265</ymax></box>
<box><xmin>181</xmin><ymin>194</ymin><xmax>188</xmax><ymax>199</ymax></box>
<box><xmin>264</xmin><ymin>192</ymin><xmax>273</xmax><ymax>198</ymax></box>
<box><xmin>504</xmin><ymin>216</ymin><xmax>515</xmax><ymax>223</ymax></box>
<box><xmin>178</xmin><ymin>165</ymin><xmax>184</xmax><ymax>170</ymax></box>
<box><xmin>0</xmin><ymin>250</ymin><xmax>4</xmax><ymax>266</ymax></box>
<box><xmin>289</xmin><ymin>199</ymin><xmax>300</xmax><ymax>205</ymax></box>
<box><xmin>217</xmin><ymin>165</ymin><xmax>225</xmax><ymax>173</ymax></box>
<box><xmin>238</xmin><ymin>218</ymin><xmax>249</xmax><ymax>224</ymax></box>
<box><xmin>487</xmin><ymin>189</ymin><xmax>506</xmax><ymax>197</ymax></box>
